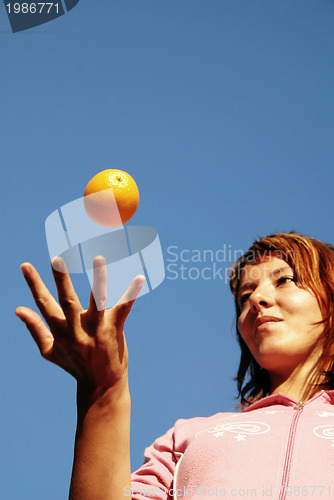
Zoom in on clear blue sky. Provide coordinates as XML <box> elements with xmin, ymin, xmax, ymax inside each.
<box><xmin>1</xmin><ymin>1</ymin><xmax>334</xmax><ymax>498</ymax></box>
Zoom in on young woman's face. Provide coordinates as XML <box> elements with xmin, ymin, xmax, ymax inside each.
<box><xmin>237</xmin><ymin>256</ymin><xmax>324</xmax><ymax>378</ymax></box>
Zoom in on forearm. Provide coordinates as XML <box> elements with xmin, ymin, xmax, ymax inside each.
<box><xmin>69</xmin><ymin>379</ymin><xmax>131</xmax><ymax>500</ymax></box>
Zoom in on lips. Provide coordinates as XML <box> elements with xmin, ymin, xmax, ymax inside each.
<box><xmin>254</xmin><ymin>316</ymin><xmax>283</xmax><ymax>330</ymax></box>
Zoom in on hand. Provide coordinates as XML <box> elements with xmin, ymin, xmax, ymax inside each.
<box><xmin>15</xmin><ymin>256</ymin><xmax>145</xmax><ymax>403</ymax></box>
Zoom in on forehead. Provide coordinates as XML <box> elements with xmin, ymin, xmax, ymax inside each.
<box><xmin>239</xmin><ymin>256</ymin><xmax>293</xmax><ymax>286</ymax></box>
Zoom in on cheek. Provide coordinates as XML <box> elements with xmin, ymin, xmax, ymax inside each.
<box><xmin>237</xmin><ymin>312</ymin><xmax>249</xmax><ymax>339</ymax></box>
<box><xmin>282</xmin><ymin>291</ymin><xmax>322</xmax><ymax>322</ymax></box>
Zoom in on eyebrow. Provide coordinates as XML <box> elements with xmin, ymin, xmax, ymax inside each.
<box><xmin>237</xmin><ymin>266</ymin><xmax>293</xmax><ymax>301</ymax></box>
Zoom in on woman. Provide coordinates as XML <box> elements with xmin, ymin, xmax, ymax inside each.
<box><xmin>16</xmin><ymin>232</ymin><xmax>334</xmax><ymax>499</ymax></box>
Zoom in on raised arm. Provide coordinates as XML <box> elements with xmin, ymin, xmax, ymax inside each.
<box><xmin>15</xmin><ymin>256</ymin><xmax>145</xmax><ymax>500</ymax></box>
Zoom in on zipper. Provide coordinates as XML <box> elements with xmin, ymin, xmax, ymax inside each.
<box><xmin>278</xmin><ymin>401</ymin><xmax>305</xmax><ymax>500</ymax></box>
<box><xmin>173</xmin><ymin>452</ymin><xmax>184</xmax><ymax>500</ymax></box>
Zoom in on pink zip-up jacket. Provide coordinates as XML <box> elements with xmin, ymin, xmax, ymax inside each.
<box><xmin>129</xmin><ymin>390</ymin><xmax>334</xmax><ymax>499</ymax></box>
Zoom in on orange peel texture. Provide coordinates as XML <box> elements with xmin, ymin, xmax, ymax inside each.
<box><xmin>84</xmin><ymin>169</ymin><xmax>139</xmax><ymax>227</ymax></box>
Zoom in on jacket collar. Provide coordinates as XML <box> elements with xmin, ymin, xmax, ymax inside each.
<box><xmin>241</xmin><ymin>389</ymin><xmax>334</xmax><ymax>413</ymax></box>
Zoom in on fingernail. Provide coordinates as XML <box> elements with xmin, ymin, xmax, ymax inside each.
<box><xmin>94</xmin><ymin>255</ymin><xmax>106</xmax><ymax>266</ymax></box>
<box><xmin>20</xmin><ymin>263</ymin><xmax>30</xmax><ymax>276</ymax></box>
<box><xmin>15</xmin><ymin>311</ymin><xmax>25</xmax><ymax>322</ymax></box>
<box><xmin>51</xmin><ymin>257</ymin><xmax>65</xmax><ymax>272</ymax></box>
<box><xmin>138</xmin><ymin>276</ymin><xmax>146</xmax><ymax>286</ymax></box>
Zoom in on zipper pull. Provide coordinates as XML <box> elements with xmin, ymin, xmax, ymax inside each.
<box><xmin>294</xmin><ymin>401</ymin><xmax>304</xmax><ymax>410</ymax></box>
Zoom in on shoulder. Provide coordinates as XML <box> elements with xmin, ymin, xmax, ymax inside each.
<box><xmin>171</xmin><ymin>411</ymin><xmax>239</xmax><ymax>450</ymax></box>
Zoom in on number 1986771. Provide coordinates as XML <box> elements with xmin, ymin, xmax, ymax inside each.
<box><xmin>6</xmin><ymin>3</ymin><xmax>59</xmax><ymax>14</ymax></box>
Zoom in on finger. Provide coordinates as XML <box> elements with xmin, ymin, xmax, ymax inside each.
<box><xmin>113</xmin><ymin>275</ymin><xmax>146</xmax><ymax>329</ymax></box>
<box><xmin>20</xmin><ymin>263</ymin><xmax>64</xmax><ymax>324</ymax></box>
<box><xmin>87</xmin><ymin>256</ymin><xmax>107</xmax><ymax>319</ymax></box>
<box><xmin>15</xmin><ymin>306</ymin><xmax>55</xmax><ymax>358</ymax></box>
<box><xmin>16</xmin><ymin>307</ymin><xmax>84</xmax><ymax>379</ymax></box>
<box><xmin>51</xmin><ymin>257</ymin><xmax>82</xmax><ymax>325</ymax></box>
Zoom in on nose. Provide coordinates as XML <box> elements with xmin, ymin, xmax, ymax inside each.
<box><xmin>248</xmin><ymin>286</ymin><xmax>274</xmax><ymax>312</ymax></box>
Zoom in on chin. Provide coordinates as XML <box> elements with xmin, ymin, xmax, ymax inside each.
<box><xmin>252</xmin><ymin>352</ymin><xmax>287</xmax><ymax>372</ymax></box>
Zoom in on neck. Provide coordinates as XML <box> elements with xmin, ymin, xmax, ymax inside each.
<box><xmin>269</xmin><ymin>364</ymin><xmax>332</xmax><ymax>402</ymax></box>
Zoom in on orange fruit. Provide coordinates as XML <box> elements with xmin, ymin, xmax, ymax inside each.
<box><xmin>84</xmin><ymin>169</ymin><xmax>139</xmax><ymax>227</ymax></box>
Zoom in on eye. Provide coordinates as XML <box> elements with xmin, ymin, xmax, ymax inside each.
<box><xmin>277</xmin><ymin>276</ymin><xmax>295</xmax><ymax>285</ymax></box>
<box><xmin>238</xmin><ymin>276</ymin><xmax>295</xmax><ymax>307</ymax></box>
<box><xmin>238</xmin><ymin>293</ymin><xmax>250</xmax><ymax>307</ymax></box>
